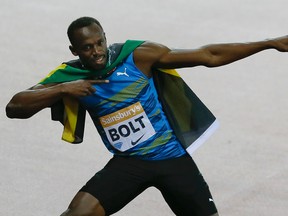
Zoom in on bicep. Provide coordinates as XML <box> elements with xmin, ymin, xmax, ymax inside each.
<box><xmin>134</xmin><ymin>42</ymin><xmax>214</xmax><ymax>73</ymax></box>
<box><xmin>154</xmin><ymin>48</ymin><xmax>213</xmax><ymax>69</ymax></box>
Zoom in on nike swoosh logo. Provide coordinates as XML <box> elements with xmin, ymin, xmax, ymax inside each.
<box><xmin>131</xmin><ymin>134</ymin><xmax>145</xmax><ymax>146</ymax></box>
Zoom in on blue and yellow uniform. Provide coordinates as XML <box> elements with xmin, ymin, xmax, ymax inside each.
<box><xmin>79</xmin><ymin>53</ymin><xmax>187</xmax><ymax>160</ymax></box>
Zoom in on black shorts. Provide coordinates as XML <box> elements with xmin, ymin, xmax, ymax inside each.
<box><xmin>80</xmin><ymin>155</ymin><xmax>218</xmax><ymax>216</ymax></box>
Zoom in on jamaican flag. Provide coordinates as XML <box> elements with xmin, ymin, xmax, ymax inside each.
<box><xmin>40</xmin><ymin>40</ymin><xmax>218</xmax><ymax>155</ymax></box>
<box><xmin>154</xmin><ymin>69</ymin><xmax>219</xmax><ymax>155</ymax></box>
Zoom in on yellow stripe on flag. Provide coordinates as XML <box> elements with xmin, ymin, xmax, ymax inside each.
<box><xmin>39</xmin><ymin>64</ymin><xmax>67</xmax><ymax>83</ymax></box>
<box><xmin>158</xmin><ymin>68</ymin><xmax>180</xmax><ymax>77</ymax></box>
<box><xmin>62</xmin><ymin>97</ymin><xmax>79</xmax><ymax>143</ymax></box>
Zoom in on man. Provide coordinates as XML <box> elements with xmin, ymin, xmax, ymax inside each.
<box><xmin>6</xmin><ymin>17</ymin><xmax>288</xmax><ymax>216</ymax></box>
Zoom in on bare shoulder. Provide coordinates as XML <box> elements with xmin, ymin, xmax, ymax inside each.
<box><xmin>133</xmin><ymin>41</ymin><xmax>170</xmax><ymax>76</ymax></box>
<box><xmin>134</xmin><ymin>41</ymin><xmax>170</xmax><ymax>59</ymax></box>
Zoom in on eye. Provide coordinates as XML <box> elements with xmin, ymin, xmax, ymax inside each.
<box><xmin>82</xmin><ymin>44</ymin><xmax>92</xmax><ymax>51</ymax></box>
<box><xmin>97</xmin><ymin>40</ymin><xmax>104</xmax><ymax>46</ymax></box>
<box><xmin>83</xmin><ymin>45</ymin><xmax>92</xmax><ymax>51</ymax></box>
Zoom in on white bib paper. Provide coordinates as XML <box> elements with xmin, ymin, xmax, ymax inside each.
<box><xmin>99</xmin><ymin>102</ymin><xmax>156</xmax><ymax>152</ymax></box>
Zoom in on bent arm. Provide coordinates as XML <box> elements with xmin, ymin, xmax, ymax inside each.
<box><xmin>6</xmin><ymin>84</ymin><xmax>66</xmax><ymax>119</ymax></box>
<box><xmin>6</xmin><ymin>79</ymin><xmax>107</xmax><ymax>119</ymax></box>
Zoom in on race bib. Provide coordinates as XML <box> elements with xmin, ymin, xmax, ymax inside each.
<box><xmin>99</xmin><ymin>102</ymin><xmax>156</xmax><ymax>152</ymax></box>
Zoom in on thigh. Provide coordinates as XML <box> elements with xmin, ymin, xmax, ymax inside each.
<box><xmin>80</xmin><ymin>156</ymin><xmax>153</xmax><ymax>215</ymax></box>
<box><xmin>155</xmin><ymin>156</ymin><xmax>218</xmax><ymax>216</ymax></box>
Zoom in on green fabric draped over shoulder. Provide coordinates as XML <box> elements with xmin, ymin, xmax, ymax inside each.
<box><xmin>39</xmin><ymin>40</ymin><xmax>145</xmax><ymax>84</ymax></box>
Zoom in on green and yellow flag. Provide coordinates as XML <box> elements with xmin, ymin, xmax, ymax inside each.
<box><xmin>153</xmin><ymin>69</ymin><xmax>218</xmax><ymax>155</ymax></box>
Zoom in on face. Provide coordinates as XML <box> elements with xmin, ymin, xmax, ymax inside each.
<box><xmin>69</xmin><ymin>23</ymin><xmax>108</xmax><ymax>70</ymax></box>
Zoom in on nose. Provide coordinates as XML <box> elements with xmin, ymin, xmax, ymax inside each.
<box><xmin>92</xmin><ymin>44</ymin><xmax>102</xmax><ymax>55</ymax></box>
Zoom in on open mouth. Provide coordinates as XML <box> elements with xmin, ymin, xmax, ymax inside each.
<box><xmin>94</xmin><ymin>55</ymin><xmax>105</xmax><ymax>64</ymax></box>
<box><xmin>88</xmin><ymin>55</ymin><xmax>107</xmax><ymax>70</ymax></box>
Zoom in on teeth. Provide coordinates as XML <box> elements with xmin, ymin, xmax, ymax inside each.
<box><xmin>96</xmin><ymin>56</ymin><xmax>104</xmax><ymax>61</ymax></box>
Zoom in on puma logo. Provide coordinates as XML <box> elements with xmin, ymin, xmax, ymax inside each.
<box><xmin>116</xmin><ymin>68</ymin><xmax>129</xmax><ymax>77</ymax></box>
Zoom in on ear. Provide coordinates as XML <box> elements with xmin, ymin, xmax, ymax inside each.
<box><xmin>102</xmin><ymin>32</ymin><xmax>107</xmax><ymax>44</ymax></box>
<box><xmin>69</xmin><ymin>45</ymin><xmax>78</xmax><ymax>56</ymax></box>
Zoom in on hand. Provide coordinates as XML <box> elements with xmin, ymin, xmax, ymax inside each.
<box><xmin>61</xmin><ymin>79</ymin><xmax>109</xmax><ymax>97</ymax></box>
<box><xmin>270</xmin><ymin>35</ymin><xmax>288</xmax><ymax>52</ymax></box>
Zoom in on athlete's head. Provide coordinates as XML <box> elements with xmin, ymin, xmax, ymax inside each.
<box><xmin>67</xmin><ymin>17</ymin><xmax>108</xmax><ymax>70</ymax></box>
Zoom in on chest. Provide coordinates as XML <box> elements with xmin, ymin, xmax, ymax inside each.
<box><xmin>79</xmin><ymin>59</ymin><xmax>157</xmax><ymax>118</ymax></box>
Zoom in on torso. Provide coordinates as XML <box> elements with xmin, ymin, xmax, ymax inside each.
<box><xmin>79</xmin><ymin>53</ymin><xmax>187</xmax><ymax>160</ymax></box>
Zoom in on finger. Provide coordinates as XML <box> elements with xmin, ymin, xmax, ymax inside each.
<box><xmin>87</xmin><ymin>85</ymin><xmax>96</xmax><ymax>93</ymax></box>
<box><xmin>82</xmin><ymin>88</ymin><xmax>94</xmax><ymax>96</ymax></box>
<box><xmin>88</xmin><ymin>79</ymin><xmax>109</xmax><ymax>84</ymax></box>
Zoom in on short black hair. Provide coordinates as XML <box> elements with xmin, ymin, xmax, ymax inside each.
<box><xmin>67</xmin><ymin>17</ymin><xmax>103</xmax><ymax>44</ymax></box>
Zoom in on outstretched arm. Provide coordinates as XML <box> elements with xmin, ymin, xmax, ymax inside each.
<box><xmin>6</xmin><ymin>80</ymin><xmax>108</xmax><ymax>119</ymax></box>
<box><xmin>134</xmin><ymin>35</ymin><xmax>288</xmax><ymax>74</ymax></box>
<box><xmin>166</xmin><ymin>35</ymin><xmax>288</xmax><ymax>68</ymax></box>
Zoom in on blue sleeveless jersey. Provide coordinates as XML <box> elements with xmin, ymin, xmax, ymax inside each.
<box><xmin>79</xmin><ymin>53</ymin><xmax>187</xmax><ymax>160</ymax></box>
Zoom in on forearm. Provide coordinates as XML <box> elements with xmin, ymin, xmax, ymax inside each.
<box><xmin>6</xmin><ymin>84</ymin><xmax>65</xmax><ymax>119</ymax></box>
<box><xmin>6</xmin><ymin>79</ymin><xmax>102</xmax><ymax>119</ymax></box>
<box><xmin>202</xmin><ymin>39</ymin><xmax>274</xmax><ymax>67</ymax></box>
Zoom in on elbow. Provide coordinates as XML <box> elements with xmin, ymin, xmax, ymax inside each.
<box><xmin>202</xmin><ymin>48</ymin><xmax>228</xmax><ymax>68</ymax></box>
<box><xmin>6</xmin><ymin>103</ymin><xmax>16</xmax><ymax>118</ymax></box>
<box><xmin>6</xmin><ymin>103</ymin><xmax>19</xmax><ymax>118</ymax></box>
<box><xmin>6</xmin><ymin>92</ymin><xmax>36</xmax><ymax>119</ymax></box>
<box><xmin>6</xmin><ymin>103</ymin><xmax>32</xmax><ymax>119</ymax></box>
<box><xmin>205</xmin><ymin>59</ymin><xmax>229</xmax><ymax>68</ymax></box>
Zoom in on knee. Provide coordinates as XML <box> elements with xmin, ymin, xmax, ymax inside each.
<box><xmin>60</xmin><ymin>205</ymin><xmax>105</xmax><ymax>216</ymax></box>
<box><xmin>61</xmin><ymin>192</ymin><xmax>106</xmax><ymax>216</ymax></box>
